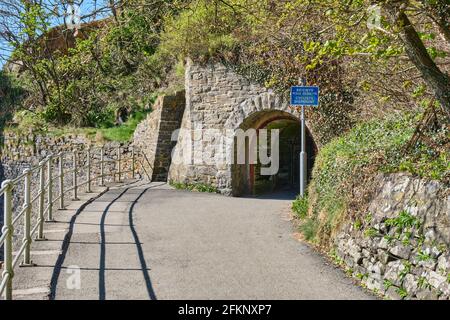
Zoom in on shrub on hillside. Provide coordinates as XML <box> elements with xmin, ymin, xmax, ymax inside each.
<box><xmin>299</xmin><ymin>111</ymin><xmax>449</xmax><ymax>247</ymax></box>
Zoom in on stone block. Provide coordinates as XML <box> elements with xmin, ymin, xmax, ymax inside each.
<box><xmin>389</xmin><ymin>243</ymin><xmax>412</xmax><ymax>260</ymax></box>
<box><xmin>385</xmin><ymin>286</ymin><xmax>403</xmax><ymax>300</ymax></box>
<box><xmin>437</xmin><ymin>255</ymin><xmax>450</xmax><ymax>273</ymax></box>
<box><xmin>425</xmin><ymin>270</ymin><xmax>447</xmax><ymax>290</ymax></box>
<box><xmin>416</xmin><ymin>288</ymin><xmax>439</xmax><ymax>300</ymax></box>
<box><xmin>403</xmin><ymin>274</ymin><xmax>419</xmax><ymax>296</ymax></box>
<box><xmin>384</xmin><ymin>260</ymin><xmax>405</xmax><ymax>287</ymax></box>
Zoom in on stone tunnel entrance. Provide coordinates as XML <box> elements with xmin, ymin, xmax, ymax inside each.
<box><xmin>232</xmin><ymin>110</ymin><xmax>316</xmax><ymax>196</ymax></box>
<box><xmin>166</xmin><ymin>61</ymin><xmax>321</xmax><ymax>196</ymax></box>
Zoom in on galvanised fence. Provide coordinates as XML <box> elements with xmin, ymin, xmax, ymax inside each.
<box><xmin>0</xmin><ymin>145</ymin><xmax>152</xmax><ymax>299</ymax></box>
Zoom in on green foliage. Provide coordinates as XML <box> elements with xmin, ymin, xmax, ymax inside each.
<box><xmin>329</xmin><ymin>248</ymin><xmax>344</xmax><ymax>266</ymax></box>
<box><xmin>5</xmin><ymin>2</ymin><xmax>179</xmax><ymax>129</ymax></box>
<box><xmin>97</xmin><ymin>110</ymin><xmax>150</xmax><ymax>142</ymax></box>
<box><xmin>381</xmin><ymin>208</ymin><xmax>427</xmax><ymax>246</ymax></box>
<box><xmin>170</xmin><ymin>181</ymin><xmax>219</xmax><ymax>193</ymax></box>
<box><xmin>309</xmin><ymin>114</ymin><xmax>413</xmax><ymax>242</ymax></box>
<box><xmin>20</xmin><ymin>108</ymin><xmax>150</xmax><ymax>143</ymax></box>
<box><xmin>37</xmin><ymin>25</ymin><xmax>160</xmax><ymax>127</ymax></box>
<box><xmin>396</xmin><ymin>287</ymin><xmax>408</xmax><ymax>299</ymax></box>
<box><xmin>104</xmin><ymin>9</ymin><xmax>159</xmax><ymax>71</ymax></box>
<box><xmin>385</xmin><ymin>210</ymin><xmax>421</xmax><ymax>234</ymax></box>
<box><xmin>174</xmin><ymin>60</ymin><xmax>186</xmax><ymax>78</ymax></box>
<box><xmin>159</xmin><ymin>0</ymin><xmax>239</xmax><ymax>60</ymax></box>
<box><xmin>417</xmin><ymin>249</ymin><xmax>433</xmax><ymax>262</ymax></box>
<box><xmin>292</xmin><ymin>195</ymin><xmax>309</xmax><ymax>219</ymax></box>
<box><xmin>418</xmin><ymin>276</ymin><xmax>427</xmax><ymax>289</ymax></box>
<box><xmin>382</xmin><ymin>123</ymin><xmax>450</xmax><ymax>181</ymax></box>
<box><xmin>353</xmin><ymin>219</ymin><xmax>362</xmax><ymax>231</ymax></box>
<box><xmin>399</xmin><ymin>261</ymin><xmax>412</xmax><ymax>282</ymax></box>
<box><xmin>4</xmin><ymin>0</ymin><xmax>447</xmax><ymax>149</ymax></box>
<box><xmin>11</xmin><ymin>110</ymin><xmax>47</xmax><ymax>132</ymax></box>
<box><xmin>300</xmin><ymin>218</ymin><xmax>318</xmax><ymax>241</ymax></box>
<box><xmin>384</xmin><ymin>279</ymin><xmax>394</xmax><ymax>290</ymax></box>
<box><xmin>355</xmin><ymin>273</ymin><xmax>368</xmax><ymax>281</ymax></box>
<box><xmin>0</xmin><ymin>71</ymin><xmax>26</xmax><ymax>129</ymax></box>
<box><xmin>301</xmin><ymin>112</ymin><xmax>448</xmax><ymax>248</ymax></box>
<box><xmin>365</xmin><ymin>212</ymin><xmax>373</xmax><ymax>224</ymax></box>
<box><xmin>364</xmin><ymin>227</ymin><xmax>378</xmax><ymax>238</ymax></box>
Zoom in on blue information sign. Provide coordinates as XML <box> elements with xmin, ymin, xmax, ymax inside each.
<box><xmin>290</xmin><ymin>86</ymin><xmax>319</xmax><ymax>106</ymax></box>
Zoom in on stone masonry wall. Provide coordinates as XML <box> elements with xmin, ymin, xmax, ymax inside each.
<box><xmin>133</xmin><ymin>91</ymin><xmax>185</xmax><ymax>181</ymax></box>
<box><xmin>168</xmin><ymin>60</ymin><xmax>319</xmax><ymax>195</ymax></box>
<box><xmin>335</xmin><ymin>173</ymin><xmax>449</xmax><ymax>300</ymax></box>
<box><xmin>0</xmin><ymin>131</ymin><xmax>135</xmax><ymax>258</ymax></box>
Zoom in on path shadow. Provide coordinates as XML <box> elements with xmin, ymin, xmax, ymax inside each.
<box><xmin>99</xmin><ymin>188</ymin><xmax>129</xmax><ymax>299</ymax></box>
<box><xmin>49</xmin><ymin>181</ymin><xmax>160</xmax><ymax>300</ymax></box>
<box><xmin>241</xmin><ymin>189</ymin><xmax>298</xmax><ymax>201</ymax></box>
<box><xmin>127</xmin><ymin>187</ymin><xmax>157</xmax><ymax>300</ymax></box>
<box><xmin>49</xmin><ymin>189</ymin><xmax>108</xmax><ymax>300</ymax></box>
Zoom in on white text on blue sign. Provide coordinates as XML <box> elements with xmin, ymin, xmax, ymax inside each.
<box><xmin>290</xmin><ymin>86</ymin><xmax>319</xmax><ymax>107</ymax></box>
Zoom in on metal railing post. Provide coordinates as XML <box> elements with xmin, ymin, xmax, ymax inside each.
<box><xmin>59</xmin><ymin>153</ymin><xmax>65</xmax><ymax>209</ymax></box>
<box><xmin>2</xmin><ymin>180</ymin><xmax>13</xmax><ymax>299</ymax></box>
<box><xmin>47</xmin><ymin>155</ymin><xmax>54</xmax><ymax>221</ymax></box>
<box><xmin>131</xmin><ymin>146</ymin><xmax>135</xmax><ymax>179</ymax></box>
<box><xmin>87</xmin><ymin>147</ymin><xmax>92</xmax><ymax>193</ymax></box>
<box><xmin>37</xmin><ymin>161</ymin><xmax>45</xmax><ymax>240</ymax></box>
<box><xmin>73</xmin><ymin>151</ymin><xmax>78</xmax><ymax>200</ymax></box>
<box><xmin>100</xmin><ymin>146</ymin><xmax>105</xmax><ymax>186</ymax></box>
<box><xmin>117</xmin><ymin>146</ymin><xmax>121</xmax><ymax>182</ymax></box>
<box><xmin>23</xmin><ymin>169</ymin><xmax>32</xmax><ymax>265</ymax></box>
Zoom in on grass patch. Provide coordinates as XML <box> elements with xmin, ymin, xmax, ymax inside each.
<box><xmin>300</xmin><ymin>218</ymin><xmax>319</xmax><ymax>241</ymax></box>
<box><xmin>292</xmin><ymin>195</ymin><xmax>308</xmax><ymax>219</ymax></box>
<box><xmin>95</xmin><ymin>110</ymin><xmax>149</xmax><ymax>142</ymax></box>
<box><xmin>170</xmin><ymin>181</ymin><xmax>219</xmax><ymax>193</ymax></box>
<box><xmin>24</xmin><ymin>109</ymin><xmax>151</xmax><ymax>143</ymax></box>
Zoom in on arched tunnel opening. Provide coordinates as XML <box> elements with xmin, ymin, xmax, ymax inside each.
<box><xmin>231</xmin><ymin>111</ymin><xmax>316</xmax><ymax>196</ymax></box>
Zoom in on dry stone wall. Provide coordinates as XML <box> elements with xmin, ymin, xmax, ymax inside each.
<box><xmin>335</xmin><ymin>173</ymin><xmax>449</xmax><ymax>300</ymax></box>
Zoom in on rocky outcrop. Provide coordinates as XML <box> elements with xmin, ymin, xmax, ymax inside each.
<box><xmin>335</xmin><ymin>173</ymin><xmax>449</xmax><ymax>300</ymax></box>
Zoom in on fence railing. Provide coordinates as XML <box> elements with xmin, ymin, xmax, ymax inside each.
<box><xmin>0</xmin><ymin>145</ymin><xmax>152</xmax><ymax>300</ymax></box>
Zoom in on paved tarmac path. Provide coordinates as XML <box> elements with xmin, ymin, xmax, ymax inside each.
<box><xmin>50</xmin><ymin>182</ymin><xmax>374</xmax><ymax>300</ymax></box>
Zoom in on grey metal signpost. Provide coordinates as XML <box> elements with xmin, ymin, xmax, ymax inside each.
<box><xmin>300</xmin><ymin>101</ymin><xmax>307</xmax><ymax>197</ymax></box>
<box><xmin>290</xmin><ymin>81</ymin><xmax>319</xmax><ymax>197</ymax></box>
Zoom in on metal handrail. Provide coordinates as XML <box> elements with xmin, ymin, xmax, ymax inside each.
<box><xmin>137</xmin><ymin>148</ymin><xmax>154</xmax><ymax>181</ymax></box>
<box><xmin>0</xmin><ymin>145</ymin><xmax>150</xmax><ymax>299</ymax></box>
<box><xmin>0</xmin><ymin>232</ymin><xmax>6</xmax><ymax>248</ymax></box>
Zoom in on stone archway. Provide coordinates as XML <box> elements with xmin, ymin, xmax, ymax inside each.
<box><xmin>231</xmin><ymin>110</ymin><xmax>316</xmax><ymax>196</ymax></box>
<box><xmin>167</xmin><ymin>60</ymin><xmax>320</xmax><ymax>196</ymax></box>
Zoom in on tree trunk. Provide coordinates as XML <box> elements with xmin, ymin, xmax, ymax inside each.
<box><xmin>384</xmin><ymin>2</ymin><xmax>450</xmax><ymax>120</ymax></box>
